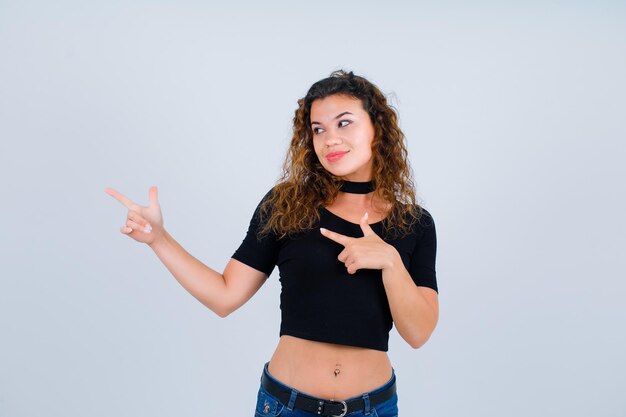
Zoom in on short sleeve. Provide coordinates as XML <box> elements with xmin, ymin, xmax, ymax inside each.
<box><xmin>231</xmin><ymin>189</ymin><xmax>279</xmax><ymax>277</ymax></box>
<box><xmin>408</xmin><ymin>208</ymin><xmax>439</xmax><ymax>293</ymax></box>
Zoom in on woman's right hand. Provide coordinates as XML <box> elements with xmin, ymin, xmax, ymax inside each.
<box><xmin>104</xmin><ymin>185</ymin><xmax>164</xmax><ymax>246</ymax></box>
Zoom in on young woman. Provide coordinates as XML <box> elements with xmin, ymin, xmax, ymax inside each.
<box><xmin>105</xmin><ymin>70</ymin><xmax>439</xmax><ymax>417</ymax></box>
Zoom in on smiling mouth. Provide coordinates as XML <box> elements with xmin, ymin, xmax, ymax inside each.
<box><xmin>326</xmin><ymin>151</ymin><xmax>348</xmax><ymax>162</ymax></box>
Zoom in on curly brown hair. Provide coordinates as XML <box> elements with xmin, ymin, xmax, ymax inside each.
<box><xmin>258</xmin><ymin>69</ymin><xmax>426</xmax><ymax>240</ymax></box>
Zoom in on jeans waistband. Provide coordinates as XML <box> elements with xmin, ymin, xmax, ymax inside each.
<box><xmin>262</xmin><ymin>361</ymin><xmax>396</xmax><ymax>401</ymax></box>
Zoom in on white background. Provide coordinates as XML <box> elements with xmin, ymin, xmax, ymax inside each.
<box><xmin>1</xmin><ymin>1</ymin><xmax>625</xmax><ymax>416</ymax></box>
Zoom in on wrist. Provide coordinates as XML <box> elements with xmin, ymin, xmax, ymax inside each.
<box><xmin>148</xmin><ymin>228</ymin><xmax>169</xmax><ymax>250</ymax></box>
<box><xmin>383</xmin><ymin>246</ymin><xmax>402</xmax><ymax>271</ymax></box>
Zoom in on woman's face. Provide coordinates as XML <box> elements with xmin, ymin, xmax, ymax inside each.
<box><xmin>310</xmin><ymin>94</ymin><xmax>375</xmax><ymax>182</ymax></box>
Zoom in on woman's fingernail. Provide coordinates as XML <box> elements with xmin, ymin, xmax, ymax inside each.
<box><xmin>144</xmin><ymin>225</ymin><xmax>152</xmax><ymax>233</ymax></box>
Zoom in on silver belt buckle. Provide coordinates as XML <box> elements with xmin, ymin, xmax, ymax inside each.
<box><xmin>331</xmin><ymin>399</ymin><xmax>347</xmax><ymax>417</ymax></box>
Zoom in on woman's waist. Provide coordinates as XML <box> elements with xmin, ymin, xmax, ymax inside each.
<box><xmin>267</xmin><ymin>335</ymin><xmax>393</xmax><ymax>400</ymax></box>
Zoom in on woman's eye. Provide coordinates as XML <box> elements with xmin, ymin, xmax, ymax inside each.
<box><xmin>313</xmin><ymin>127</ymin><xmax>324</xmax><ymax>134</ymax></box>
<box><xmin>338</xmin><ymin>120</ymin><xmax>351</xmax><ymax>128</ymax></box>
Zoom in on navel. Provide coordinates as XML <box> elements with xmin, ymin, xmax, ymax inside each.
<box><xmin>333</xmin><ymin>363</ymin><xmax>342</xmax><ymax>378</ymax></box>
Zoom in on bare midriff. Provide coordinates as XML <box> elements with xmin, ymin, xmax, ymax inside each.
<box><xmin>267</xmin><ymin>335</ymin><xmax>393</xmax><ymax>401</ymax></box>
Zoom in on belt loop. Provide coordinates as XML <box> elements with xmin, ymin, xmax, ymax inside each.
<box><xmin>362</xmin><ymin>392</ymin><xmax>371</xmax><ymax>415</ymax></box>
<box><xmin>287</xmin><ymin>388</ymin><xmax>298</xmax><ymax>411</ymax></box>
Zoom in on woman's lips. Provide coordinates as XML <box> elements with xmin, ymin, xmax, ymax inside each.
<box><xmin>326</xmin><ymin>151</ymin><xmax>348</xmax><ymax>162</ymax></box>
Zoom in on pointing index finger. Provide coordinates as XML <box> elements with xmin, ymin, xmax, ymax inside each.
<box><xmin>104</xmin><ymin>187</ymin><xmax>138</xmax><ymax>210</ymax></box>
<box><xmin>320</xmin><ymin>227</ymin><xmax>352</xmax><ymax>246</ymax></box>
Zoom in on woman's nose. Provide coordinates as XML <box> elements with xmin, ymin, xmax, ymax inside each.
<box><xmin>325</xmin><ymin>130</ymin><xmax>343</xmax><ymax>146</ymax></box>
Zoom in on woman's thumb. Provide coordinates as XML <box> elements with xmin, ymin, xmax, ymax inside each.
<box><xmin>149</xmin><ymin>185</ymin><xmax>159</xmax><ymax>206</ymax></box>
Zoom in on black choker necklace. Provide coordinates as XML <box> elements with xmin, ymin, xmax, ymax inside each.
<box><xmin>339</xmin><ymin>180</ymin><xmax>375</xmax><ymax>194</ymax></box>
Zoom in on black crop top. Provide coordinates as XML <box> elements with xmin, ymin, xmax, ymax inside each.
<box><xmin>232</xmin><ymin>188</ymin><xmax>438</xmax><ymax>351</ymax></box>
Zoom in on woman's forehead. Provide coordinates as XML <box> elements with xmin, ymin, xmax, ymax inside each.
<box><xmin>310</xmin><ymin>94</ymin><xmax>365</xmax><ymax>117</ymax></box>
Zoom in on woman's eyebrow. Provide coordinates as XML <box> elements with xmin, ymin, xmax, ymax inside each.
<box><xmin>311</xmin><ymin>111</ymin><xmax>354</xmax><ymax>125</ymax></box>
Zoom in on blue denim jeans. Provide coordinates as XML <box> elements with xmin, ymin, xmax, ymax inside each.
<box><xmin>254</xmin><ymin>362</ymin><xmax>399</xmax><ymax>417</ymax></box>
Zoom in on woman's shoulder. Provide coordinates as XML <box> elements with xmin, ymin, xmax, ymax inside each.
<box><xmin>252</xmin><ymin>183</ymin><xmax>284</xmax><ymax>205</ymax></box>
<box><xmin>257</xmin><ymin>181</ymin><xmax>304</xmax><ymax>208</ymax></box>
<box><xmin>411</xmin><ymin>205</ymin><xmax>435</xmax><ymax>232</ymax></box>
<box><xmin>389</xmin><ymin>203</ymin><xmax>435</xmax><ymax>237</ymax></box>
<box><xmin>394</xmin><ymin>201</ymin><xmax>433</xmax><ymax>221</ymax></box>
<box><xmin>416</xmin><ymin>205</ymin><xmax>434</xmax><ymax>223</ymax></box>
<box><xmin>255</xmin><ymin>183</ymin><xmax>289</xmax><ymax>218</ymax></box>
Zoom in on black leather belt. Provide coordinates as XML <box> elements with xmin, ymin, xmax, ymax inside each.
<box><xmin>260</xmin><ymin>367</ymin><xmax>396</xmax><ymax>417</ymax></box>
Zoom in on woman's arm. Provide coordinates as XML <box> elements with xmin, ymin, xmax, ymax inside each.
<box><xmin>320</xmin><ymin>211</ymin><xmax>439</xmax><ymax>348</ymax></box>
<box><xmin>381</xmin><ymin>257</ymin><xmax>439</xmax><ymax>348</ymax></box>
<box><xmin>149</xmin><ymin>230</ymin><xmax>268</xmax><ymax>317</ymax></box>
<box><xmin>106</xmin><ymin>186</ymin><xmax>268</xmax><ymax>318</ymax></box>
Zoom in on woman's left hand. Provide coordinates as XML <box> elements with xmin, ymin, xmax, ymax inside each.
<box><xmin>320</xmin><ymin>212</ymin><xmax>400</xmax><ymax>274</ymax></box>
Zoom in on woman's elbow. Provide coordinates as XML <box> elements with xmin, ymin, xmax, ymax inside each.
<box><xmin>406</xmin><ymin>324</ymin><xmax>437</xmax><ymax>349</ymax></box>
<box><xmin>199</xmin><ymin>297</ymin><xmax>233</xmax><ymax>318</ymax></box>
